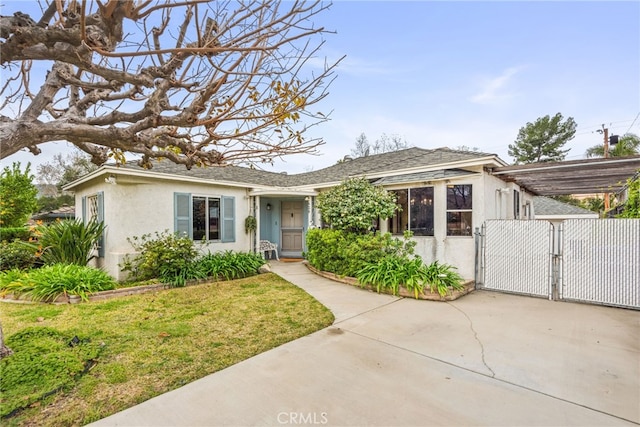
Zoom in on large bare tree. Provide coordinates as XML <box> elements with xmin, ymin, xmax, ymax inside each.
<box><xmin>0</xmin><ymin>0</ymin><xmax>340</xmax><ymax>169</ymax></box>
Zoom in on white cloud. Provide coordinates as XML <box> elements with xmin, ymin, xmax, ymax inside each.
<box><xmin>470</xmin><ymin>66</ymin><xmax>524</xmax><ymax>105</ymax></box>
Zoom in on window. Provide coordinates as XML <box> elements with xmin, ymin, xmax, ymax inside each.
<box><xmin>390</xmin><ymin>189</ymin><xmax>408</xmax><ymax>234</ymax></box>
<box><xmin>174</xmin><ymin>193</ymin><xmax>235</xmax><ymax>242</ymax></box>
<box><xmin>513</xmin><ymin>190</ymin><xmax>520</xmax><ymax>219</ymax></box>
<box><xmin>390</xmin><ymin>187</ymin><xmax>434</xmax><ymax>236</ymax></box>
<box><xmin>82</xmin><ymin>192</ymin><xmax>105</xmax><ymax>257</ymax></box>
<box><xmin>447</xmin><ymin>185</ymin><xmax>472</xmax><ymax>236</ymax></box>
<box><xmin>193</xmin><ymin>197</ymin><xmax>220</xmax><ymax>240</ymax></box>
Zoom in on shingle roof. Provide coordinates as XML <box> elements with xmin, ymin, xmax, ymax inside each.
<box><xmin>116</xmin><ymin>147</ymin><xmax>497</xmax><ymax>188</ymax></box>
<box><xmin>121</xmin><ymin>161</ymin><xmax>291</xmax><ymax>187</ymax></box>
<box><xmin>291</xmin><ymin>147</ymin><xmax>496</xmax><ymax>186</ymax></box>
<box><xmin>372</xmin><ymin>168</ymin><xmax>480</xmax><ymax>186</ymax></box>
<box><xmin>533</xmin><ymin>196</ymin><xmax>598</xmax><ymax>217</ymax></box>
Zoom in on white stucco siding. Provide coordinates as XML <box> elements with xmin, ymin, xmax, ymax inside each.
<box><xmin>482</xmin><ymin>173</ymin><xmax>533</xmax><ymax>220</ymax></box>
<box><xmin>380</xmin><ymin>174</ymin><xmax>482</xmax><ymax>280</ymax></box>
<box><xmin>76</xmin><ymin>176</ymin><xmax>251</xmax><ymax>280</ymax></box>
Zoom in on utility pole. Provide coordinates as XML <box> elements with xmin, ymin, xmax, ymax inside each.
<box><xmin>602</xmin><ymin>125</ymin><xmax>610</xmax><ymax>211</ymax></box>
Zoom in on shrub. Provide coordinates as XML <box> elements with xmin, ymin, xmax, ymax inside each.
<box><xmin>0</xmin><ymin>226</ymin><xmax>32</xmax><ymax>242</ymax></box>
<box><xmin>423</xmin><ymin>261</ymin><xmax>465</xmax><ymax>297</ymax></box>
<box><xmin>355</xmin><ymin>258</ymin><xmax>464</xmax><ymax>298</ymax></box>
<box><xmin>317</xmin><ymin>178</ymin><xmax>398</xmax><ymax>233</ymax></box>
<box><xmin>305</xmin><ymin>229</ymin><xmax>416</xmax><ymax>277</ymax></box>
<box><xmin>0</xmin><ymin>240</ymin><xmax>38</xmax><ymax>271</ymax></box>
<box><xmin>356</xmin><ymin>255</ymin><xmax>413</xmax><ymax>295</ymax></box>
<box><xmin>196</xmin><ymin>251</ymin><xmax>265</xmax><ymax>281</ymax></box>
<box><xmin>31</xmin><ymin>219</ymin><xmax>106</xmax><ymax>266</ymax></box>
<box><xmin>0</xmin><ymin>264</ymin><xmax>116</xmax><ymax>301</ymax></box>
<box><xmin>159</xmin><ymin>260</ymin><xmax>206</xmax><ymax>288</ymax></box>
<box><xmin>121</xmin><ymin>230</ymin><xmax>199</xmax><ymax>283</ymax></box>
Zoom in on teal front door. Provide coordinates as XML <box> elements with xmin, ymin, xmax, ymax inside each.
<box><xmin>280</xmin><ymin>201</ymin><xmax>303</xmax><ymax>256</ymax></box>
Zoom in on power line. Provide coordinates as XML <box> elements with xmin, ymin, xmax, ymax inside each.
<box><xmin>623</xmin><ymin>112</ymin><xmax>640</xmax><ymax>135</ymax></box>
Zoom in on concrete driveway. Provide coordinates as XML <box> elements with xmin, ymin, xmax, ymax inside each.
<box><xmin>91</xmin><ymin>261</ymin><xmax>639</xmax><ymax>426</ymax></box>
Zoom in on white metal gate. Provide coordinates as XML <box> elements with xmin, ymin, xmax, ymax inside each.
<box><xmin>561</xmin><ymin>219</ymin><xmax>640</xmax><ymax>309</ymax></box>
<box><xmin>478</xmin><ymin>219</ymin><xmax>640</xmax><ymax>310</ymax></box>
<box><xmin>480</xmin><ymin>220</ymin><xmax>553</xmax><ymax>298</ymax></box>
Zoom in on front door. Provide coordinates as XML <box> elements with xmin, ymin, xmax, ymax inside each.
<box><xmin>281</xmin><ymin>201</ymin><xmax>304</xmax><ymax>256</ymax></box>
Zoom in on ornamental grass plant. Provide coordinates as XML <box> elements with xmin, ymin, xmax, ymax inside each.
<box><xmin>31</xmin><ymin>219</ymin><xmax>106</xmax><ymax>266</ymax></box>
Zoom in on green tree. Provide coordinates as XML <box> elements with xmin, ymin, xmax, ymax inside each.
<box><xmin>0</xmin><ymin>162</ymin><xmax>38</xmax><ymax>227</ymax></box>
<box><xmin>508</xmin><ymin>113</ymin><xmax>576</xmax><ymax>164</ymax></box>
<box><xmin>317</xmin><ymin>178</ymin><xmax>398</xmax><ymax>233</ymax></box>
<box><xmin>617</xmin><ymin>174</ymin><xmax>640</xmax><ymax>218</ymax></box>
<box><xmin>585</xmin><ymin>133</ymin><xmax>640</xmax><ymax>158</ymax></box>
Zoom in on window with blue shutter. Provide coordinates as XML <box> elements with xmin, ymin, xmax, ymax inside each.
<box><xmin>174</xmin><ymin>193</ymin><xmax>234</xmax><ymax>242</ymax></box>
<box><xmin>221</xmin><ymin>196</ymin><xmax>235</xmax><ymax>243</ymax></box>
<box><xmin>96</xmin><ymin>192</ymin><xmax>105</xmax><ymax>257</ymax></box>
<box><xmin>174</xmin><ymin>193</ymin><xmax>192</xmax><ymax>238</ymax></box>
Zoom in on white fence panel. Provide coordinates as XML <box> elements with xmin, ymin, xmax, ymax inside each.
<box><xmin>561</xmin><ymin>219</ymin><xmax>640</xmax><ymax>309</ymax></box>
<box><xmin>482</xmin><ymin>220</ymin><xmax>553</xmax><ymax>298</ymax></box>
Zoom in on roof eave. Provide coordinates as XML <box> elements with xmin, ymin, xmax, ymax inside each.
<box><xmin>63</xmin><ymin>165</ymin><xmax>263</xmax><ymax>191</ymax></box>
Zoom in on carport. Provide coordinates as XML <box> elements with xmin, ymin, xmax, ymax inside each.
<box><xmin>490</xmin><ymin>155</ymin><xmax>640</xmax><ymax>195</ymax></box>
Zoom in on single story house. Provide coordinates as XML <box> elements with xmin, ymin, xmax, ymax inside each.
<box><xmin>64</xmin><ymin>147</ymin><xmax>541</xmax><ymax>281</ymax></box>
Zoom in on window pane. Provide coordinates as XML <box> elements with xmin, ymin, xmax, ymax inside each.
<box><xmin>447</xmin><ymin>211</ymin><xmax>473</xmax><ymax>236</ymax></box>
<box><xmin>209</xmin><ymin>198</ymin><xmax>220</xmax><ymax>240</ymax></box>
<box><xmin>410</xmin><ymin>187</ymin><xmax>434</xmax><ymax>236</ymax></box>
<box><xmin>390</xmin><ymin>190</ymin><xmax>407</xmax><ymax>234</ymax></box>
<box><xmin>447</xmin><ymin>185</ymin><xmax>472</xmax><ymax>210</ymax></box>
<box><xmin>193</xmin><ymin>197</ymin><xmax>206</xmax><ymax>240</ymax></box>
<box><xmin>221</xmin><ymin>196</ymin><xmax>235</xmax><ymax>242</ymax></box>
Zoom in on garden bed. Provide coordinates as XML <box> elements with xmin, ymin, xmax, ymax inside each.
<box><xmin>304</xmin><ymin>261</ymin><xmax>475</xmax><ymax>301</ymax></box>
<box><xmin>0</xmin><ymin>275</ymin><xmax>264</xmax><ymax>304</ymax></box>
<box><xmin>1</xmin><ymin>282</ymin><xmax>169</xmax><ymax>304</ymax></box>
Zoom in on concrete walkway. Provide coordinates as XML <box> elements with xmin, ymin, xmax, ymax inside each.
<box><xmin>91</xmin><ymin>261</ymin><xmax>640</xmax><ymax>426</ymax></box>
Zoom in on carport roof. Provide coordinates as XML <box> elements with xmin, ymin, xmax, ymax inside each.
<box><xmin>491</xmin><ymin>156</ymin><xmax>640</xmax><ymax>196</ymax></box>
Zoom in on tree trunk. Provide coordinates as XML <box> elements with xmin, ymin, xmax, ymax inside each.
<box><xmin>0</xmin><ymin>321</ymin><xmax>13</xmax><ymax>360</ymax></box>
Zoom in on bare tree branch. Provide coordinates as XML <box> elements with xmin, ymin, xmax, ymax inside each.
<box><xmin>0</xmin><ymin>0</ymin><xmax>341</xmax><ymax>168</ymax></box>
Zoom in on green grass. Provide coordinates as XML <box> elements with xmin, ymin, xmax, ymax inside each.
<box><xmin>0</xmin><ymin>273</ymin><xmax>334</xmax><ymax>426</ymax></box>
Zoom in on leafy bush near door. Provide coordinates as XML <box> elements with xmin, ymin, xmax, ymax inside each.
<box><xmin>305</xmin><ymin>228</ymin><xmax>416</xmax><ymax>277</ymax></box>
<box><xmin>306</xmin><ymin>228</ymin><xmax>464</xmax><ymax>298</ymax></box>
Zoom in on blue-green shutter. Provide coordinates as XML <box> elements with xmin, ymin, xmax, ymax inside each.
<box><xmin>97</xmin><ymin>191</ymin><xmax>105</xmax><ymax>257</ymax></box>
<box><xmin>174</xmin><ymin>193</ymin><xmax>192</xmax><ymax>238</ymax></box>
<box><xmin>221</xmin><ymin>196</ymin><xmax>235</xmax><ymax>243</ymax></box>
<box><xmin>81</xmin><ymin>196</ymin><xmax>87</xmax><ymax>224</ymax></box>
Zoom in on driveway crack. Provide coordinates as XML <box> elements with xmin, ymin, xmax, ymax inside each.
<box><xmin>447</xmin><ymin>302</ymin><xmax>495</xmax><ymax>378</ymax></box>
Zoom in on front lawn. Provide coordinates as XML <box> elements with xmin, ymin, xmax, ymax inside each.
<box><xmin>0</xmin><ymin>273</ymin><xmax>334</xmax><ymax>426</ymax></box>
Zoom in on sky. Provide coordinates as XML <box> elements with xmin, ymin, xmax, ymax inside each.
<box><xmin>2</xmin><ymin>1</ymin><xmax>639</xmax><ymax>176</ymax></box>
